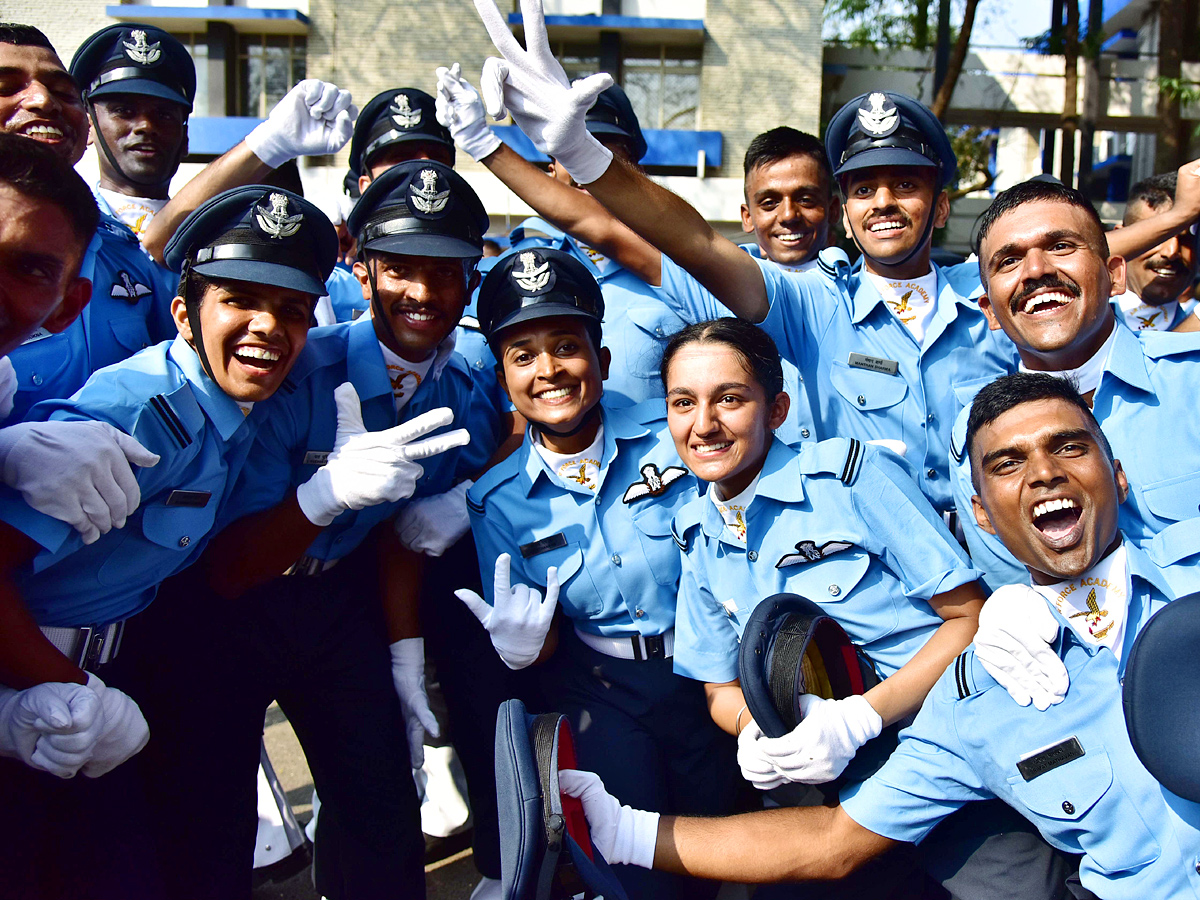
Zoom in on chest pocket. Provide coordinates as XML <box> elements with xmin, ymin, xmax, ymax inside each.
<box><xmin>12</xmin><ymin>333</ymin><xmax>72</xmax><ymax>390</ymax></box>
<box><xmin>1140</xmin><ymin>471</ymin><xmax>1200</xmax><ymax>524</ymax></box>
<box><xmin>108</xmin><ymin>317</ymin><xmax>153</xmax><ymax>357</ymax></box>
<box><xmin>951</xmin><ymin>376</ymin><xmax>994</xmax><ymax>421</ymax></box>
<box><xmin>521</xmin><ymin>536</ymin><xmax>604</xmax><ymax>618</ymax></box>
<box><xmin>830</xmin><ymin>360</ymin><xmax>908</xmax><ymax>412</ymax></box>
<box><xmin>629</xmin><ymin>499</ymin><xmax>685</xmax><ymax>588</ymax></box>
<box><xmin>775</xmin><ymin>548</ymin><xmax>893</xmax><ymax>640</ymax></box>
<box><xmin>1006</xmin><ymin>746</ymin><xmax>1160</xmax><ymax>874</ymax></box>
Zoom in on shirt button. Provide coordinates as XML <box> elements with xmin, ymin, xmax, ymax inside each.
<box><xmin>611</xmin><ymin>554</ymin><xmax>622</xmax><ymax>566</ymax></box>
<box><xmin>828</xmin><ymin>584</ymin><xmax>841</xmax><ymax>597</ymax></box>
<box><xmin>926</xmin><ymin>468</ymin><xmax>938</xmax><ymax>479</ymax></box>
<box><xmin>31</xmin><ymin>373</ymin><xmax>42</xmax><ymax>386</ymax></box>
<box><xmin>1061</xmin><ymin>800</ymin><xmax>1075</xmax><ymax>815</ymax></box>
<box><xmin>857</xmin><ymin>394</ymin><xmax>866</xmax><ymax>406</ymax></box>
<box><xmin>635</xmin><ymin>609</ymin><xmax>645</xmax><ymax>618</ymax></box>
<box><xmin>1194</xmin><ymin>858</ymin><xmax>1200</xmax><ymax>875</ymax></box>
<box><xmin>748</xmin><ymin>550</ymin><xmax>758</xmax><ymax>561</ymax></box>
<box><xmin>595</xmin><ymin>495</ymin><xmax>601</xmax><ymax>505</ymax></box>
<box><xmin>178</xmin><ymin>536</ymin><xmax>190</xmax><ymax>547</ymax></box>
<box><xmin>800</xmin><ymin>429</ymin><xmax>811</xmax><ymax>439</ymax></box>
<box><xmin>798</xmin><ymin>374</ymin><xmax>804</xmax><ymax>382</ymax></box>
<box><xmin>655</xmin><ymin>327</ymin><xmax>664</xmax><ymax>336</ymax></box>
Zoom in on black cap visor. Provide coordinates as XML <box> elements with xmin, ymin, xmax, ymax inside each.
<box><xmin>192</xmin><ymin>255</ymin><xmax>326</xmax><ymax>298</ymax></box>
<box><xmin>89</xmin><ymin>74</ymin><xmax>191</xmax><ymax>110</ymax></box>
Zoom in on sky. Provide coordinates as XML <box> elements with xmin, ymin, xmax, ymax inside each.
<box><xmin>969</xmin><ymin>0</ymin><xmax>1057</xmax><ymax>48</ymax></box>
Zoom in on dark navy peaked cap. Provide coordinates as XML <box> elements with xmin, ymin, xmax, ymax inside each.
<box><xmin>825</xmin><ymin>91</ymin><xmax>956</xmax><ymax>188</ymax></box>
<box><xmin>585</xmin><ymin>84</ymin><xmax>647</xmax><ymax>163</ymax></box>
<box><xmin>348</xmin><ymin>88</ymin><xmax>453</xmax><ymax>178</ymax></box>
<box><xmin>164</xmin><ymin>186</ymin><xmax>336</xmax><ymax>296</ymax></box>
<box><xmin>71</xmin><ymin>24</ymin><xmax>195</xmax><ymax>110</ymax></box>
<box><xmin>477</xmin><ymin>248</ymin><xmax>603</xmax><ymax>346</ymax></box>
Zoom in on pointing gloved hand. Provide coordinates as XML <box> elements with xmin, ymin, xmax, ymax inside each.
<box><xmin>558</xmin><ymin>769</ymin><xmax>660</xmax><ymax>868</ymax></box>
<box><xmin>455</xmin><ymin>553</ymin><xmax>558</xmax><ymax>670</ymax></box>
<box><xmin>736</xmin><ymin>719</ymin><xmax>787</xmax><ymax>790</ymax></box>
<box><xmin>0</xmin><ymin>680</ymin><xmax>104</xmax><ymax>778</ymax></box>
<box><xmin>435</xmin><ymin>63</ymin><xmax>502</xmax><ymax>162</ymax></box>
<box><xmin>72</xmin><ymin>673</ymin><xmax>149</xmax><ymax>777</ymax></box>
<box><xmin>394</xmin><ymin>479</ymin><xmax>474</xmax><ymax>557</ymax></box>
<box><xmin>389</xmin><ymin>638</ymin><xmax>441</xmax><ymax>769</ymax></box>
<box><xmin>752</xmin><ymin>694</ymin><xmax>883</xmax><ymax>785</ymax></box>
<box><xmin>474</xmin><ymin>0</ymin><xmax>615</xmax><ymax>184</ymax></box>
<box><xmin>974</xmin><ymin>583</ymin><xmax>1068</xmax><ymax>710</ymax></box>
<box><xmin>0</xmin><ymin>356</ymin><xmax>15</xmax><ymax>422</ymax></box>
<box><xmin>296</xmin><ymin>383</ymin><xmax>469</xmax><ymax>527</ymax></box>
<box><xmin>0</xmin><ymin>420</ymin><xmax>161</xmax><ymax>544</ymax></box>
<box><xmin>245</xmin><ymin>79</ymin><xmax>357</xmax><ymax>169</ymax></box>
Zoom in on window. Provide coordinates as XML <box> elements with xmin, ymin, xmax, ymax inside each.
<box><xmin>169</xmin><ymin>32</ymin><xmax>209</xmax><ymax>114</ymax></box>
<box><xmin>622</xmin><ymin>47</ymin><xmax>700</xmax><ymax>129</ymax></box>
<box><xmin>237</xmin><ymin>34</ymin><xmax>306</xmax><ymax>118</ymax></box>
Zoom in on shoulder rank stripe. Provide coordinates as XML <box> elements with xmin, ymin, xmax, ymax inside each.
<box><xmin>466</xmin><ymin>495</ymin><xmax>485</xmax><ymax>516</ymax></box>
<box><xmin>149</xmin><ymin>394</ymin><xmax>191</xmax><ymax>450</ymax></box>
<box><xmin>840</xmin><ymin>438</ymin><xmax>863</xmax><ymax>485</ymax></box>
<box><xmin>279</xmin><ymin>377</ymin><xmax>296</xmax><ymax>395</ymax></box>
<box><xmin>954</xmin><ymin>652</ymin><xmax>971</xmax><ymax>699</ymax></box>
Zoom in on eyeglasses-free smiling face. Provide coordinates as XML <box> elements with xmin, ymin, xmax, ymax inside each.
<box><xmin>664</xmin><ymin>341</ymin><xmax>789</xmax><ymax>499</ymax></box>
<box><xmin>741</xmin><ymin>154</ymin><xmax>837</xmax><ymax>267</ymax></box>
<box><xmin>840</xmin><ymin>165</ymin><xmax>947</xmax><ymax>276</ymax></box>
<box><xmin>970</xmin><ymin>397</ymin><xmax>1128</xmax><ymax>584</ymax></box>
<box><xmin>0</xmin><ymin>43</ymin><xmax>87</xmax><ymax>164</ymax></box>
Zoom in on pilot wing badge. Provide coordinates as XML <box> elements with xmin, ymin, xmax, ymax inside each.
<box><xmin>776</xmin><ymin>540</ymin><xmax>854</xmax><ymax>569</ymax></box>
<box><xmin>623</xmin><ymin>463</ymin><xmax>687</xmax><ymax>503</ymax></box>
<box><xmin>111</xmin><ymin>270</ymin><xmax>153</xmax><ymax>304</ymax></box>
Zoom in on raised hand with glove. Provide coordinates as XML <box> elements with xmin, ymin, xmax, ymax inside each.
<box><xmin>435</xmin><ymin>64</ymin><xmax>502</xmax><ymax>162</ymax></box>
<box><xmin>473</xmin><ymin>0</ymin><xmax>615</xmax><ymax>184</ymax></box>
<box><xmin>0</xmin><ymin>420</ymin><xmax>161</xmax><ymax>544</ymax></box>
<box><xmin>0</xmin><ymin>679</ymin><xmax>104</xmax><ymax>778</ymax></box>
<box><xmin>747</xmin><ymin>694</ymin><xmax>883</xmax><ymax>786</ymax></box>
<box><xmin>455</xmin><ymin>552</ymin><xmax>558</xmax><ymax>670</ymax></box>
<box><xmin>245</xmin><ymin>79</ymin><xmax>357</xmax><ymax>169</ymax></box>
<box><xmin>559</xmin><ymin>769</ymin><xmax>660</xmax><ymax>868</ymax></box>
<box><xmin>389</xmin><ymin>638</ymin><xmax>441</xmax><ymax>768</ymax></box>
<box><xmin>974</xmin><ymin>583</ymin><xmax>1069</xmax><ymax>710</ymax></box>
<box><xmin>394</xmin><ymin>479</ymin><xmax>473</xmax><ymax>557</ymax></box>
<box><xmin>295</xmin><ymin>382</ymin><xmax>470</xmax><ymax>527</ymax></box>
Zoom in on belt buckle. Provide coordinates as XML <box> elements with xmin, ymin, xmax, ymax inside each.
<box><xmin>644</xmin><ymin>635</ymin><xmax>665</xmax><ymax>660</ymax></box>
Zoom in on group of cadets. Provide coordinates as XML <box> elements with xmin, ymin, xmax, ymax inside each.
<box><xmin>2</xmin><ymin>2</ymin><xmax>1200</xmax><ymax>898</ymax></box>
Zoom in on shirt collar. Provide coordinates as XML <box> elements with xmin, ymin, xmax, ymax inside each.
<box><xmin>849</xmin><ymin>262</ymin><xmax>966</xmax><ymax>326</ymax></box>
<box><xmin>695</xmin><ymin>439</ymin><xmax>801</xmax><ymax>544</ymax></box>
<box><xmin>516</xmin><ymin>401</ymin><xmax>648</xmax><ymax>497</ymax></box>
<box><xmin>347</xmin><ymin>317</ymin><xmax>394</xmax><ymax>402</ymax></box>
<box><xmin>167</xmin><ymin>335</ymin><xmax>251</xmax><ymax>441</ymax></box>
<box><xmin>1100</xmin><ymin>318</ymin><xmax>1155</xmax><ymax>395</ymax></box>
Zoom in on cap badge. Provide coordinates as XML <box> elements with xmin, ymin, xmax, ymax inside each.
<box><xmin>856</xmin><ymin>92</ymin><xmax>899</xmax><ymax>137</ymax></box>
<box><xmin>390</xmin><ymin>93</ymin><xmax>422</xmax><ymax>129</ymax></box>
<box><xmin>410</xmin><ymin>168</ymin><xmax>449</xmax><ymax>214</ymax></box>
<box><xmin>513</xmin><ymin>251</ymin><xmax>551</xmax><ymax>293</ymax></box>
<box><xmin>255</xmin><ymin>193</ymin><xmax>303</xmax><ymax>240</ymax></box>
<box><xmin>123</xmin><ymin>29</ymin><xmax>161</xmax><ymax>66</ymax></box>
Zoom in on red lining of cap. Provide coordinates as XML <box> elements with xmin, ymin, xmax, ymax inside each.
<box><xmin>556</xmin><ymin>719</ymin><xmax>594</xmax><ymax>862</ymax></box>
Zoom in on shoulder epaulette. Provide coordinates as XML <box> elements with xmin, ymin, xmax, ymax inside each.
<box><xmin>797</xmin><ymin>437</ymin><xmax>864</xmax><ymax>485</ymax></box>
<box><xmin>953</xmin><ymin>649</ymin><xmax>981</xmax><ymax>699</ymax></box>
<box><xmin>1139</xmin><ymin>328</ymin><xmax>1200</xmax><ymax>360</ymax></box>
<box><xmin>468</xmin><ymin>458</ymin><xmax>521</xmax><ymax>511</ymax></box>
<box><xmin>671</xmin><ymin>519</ymin><xmax>688</xmax><ymax>551</ymax></box>
<box><xmin>96</xmin><ymin>214</ymin><xmax>139</xmax><ymax>244</ymax></box>
<box><xmin>148</xmin><ymin>393</ymin><xmax>192</xmax><ymax>451</ymax></box>
<box><xmin>466</xmin><ymin>491</ymin><xmax>485</xmax><ymax>516</ymax></box>
<box><xmin>950</xmin><ymin>433</ymin><xmax>965</xmax><ymax>465</ymax></box>
<box><xmin>816</xmin><ymin>246</ymin><xmax>851</xmax><ymax>281</ymax></box>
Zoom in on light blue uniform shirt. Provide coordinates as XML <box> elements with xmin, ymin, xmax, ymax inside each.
<box><xmin>672</xmin><ymin>438</ymin><xmax>979</xmax><ymax>683</ymax></box>
<box><xmin>0</xmin><ymin>337</ymin><xmax>258</xmax><ymax>627</ymax></box>
<box><xmin>508</xmin><ymin>218</ymin><xmax>688</xmax><ymax>407</ymax></box>
<box><xmin>841</xmin><ymin>540</ymin><xmax>1200</xmax><ymax>900</ymax></box>
<box><xmin>225</xmin><ymin>317</ymin><xmax>495</xmax><ymax>562</ymax></box>
<box><xmin>466</xmin><ymin>400</ymin><xmax>696</xmax><ymax>638</ymax></box>
<box><xmin>7</xmin><ymin>213</ymin><xmax>176</xmax><ymax>422</ymax></box>
<box><xmin>661</xmin><ymin>252</ymin><xmax>1021</xmax><ymax>512</ymax></box>
<box><xmin>950</xmin><ymin>325</ymin><xmax>1200</xmax><ymax>590</ymax></box>
<box><xmin>326</xmin><ymin>264</ymin><xmax>369</xmax><ymax>323</ymax></box>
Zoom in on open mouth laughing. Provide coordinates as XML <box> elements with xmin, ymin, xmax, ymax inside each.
<box><xmin>1030</xmin><ymin>495</ymin><xmax>1083</xmax><ymax>550</ymax></box>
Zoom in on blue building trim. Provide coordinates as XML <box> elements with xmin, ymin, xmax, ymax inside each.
<box><xmin>105</xmin><ymin>6</ymin><xmax>310</xmax><ymax>26</ymax></box>
<box><xmin>186</xmin><ymin>117</ymin><xmax>262</xmax><ymax>157</ymax></box>
<box><xmin>493</xmin><ymin>124</ymin><xmax>722</xmax><ymax>168</ymax></box>
<box><xmin>507</xmin><ymin>13</ymin><xmax>703</xmax><ymax>30</ymax></box>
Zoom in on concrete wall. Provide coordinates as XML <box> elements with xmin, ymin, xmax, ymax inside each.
<box><xmin>1</xmin><ymin>0</ymin><xmax>114</xmax><ymax>64</ymax></box>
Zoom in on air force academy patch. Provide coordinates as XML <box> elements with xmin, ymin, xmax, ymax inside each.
<box><xmin>775</xmin><ymin>540</ymin><xmax>854</xmax><ymax>569</ymax></box>
<box><xmin>623</xmin><ymin>463</ymin><xmax>687</xmax><ymax>503</ymax></box>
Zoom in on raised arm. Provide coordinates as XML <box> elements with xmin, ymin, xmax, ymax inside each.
<box><xmin>1107</xmin><ymin>158</ymin><xmax>1200</xmax><ymax>262</ymax></box>
<box><xmin>471</xmin><ymin>0</ymin><xmax>770</xmax><ymax>321</ymax></box>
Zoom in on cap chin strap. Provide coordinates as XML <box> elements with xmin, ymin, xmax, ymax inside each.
<box><xmin>365</xmin><ymin>256</ymin><xmax>407</xmax><ymax>355</ymax></box>
<box><xmin>179</xmin><ymin>258</ymin><xmax>217</xmax><ymax>382</ymax></box>
<box><xmin>87</xmin><ymin>97</ymin><xmax>185</xmax><ymax>192</ymax></box>
<box><xmin>534</xmin><ymin>403</ymin><xmax>601</xmax><ymax>441</ymax></box>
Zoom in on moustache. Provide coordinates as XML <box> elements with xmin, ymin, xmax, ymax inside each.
<box><xmin>1010</xmin><ymin>275</ymin><xmax>1081</xmax><ymax>314</ymax></box>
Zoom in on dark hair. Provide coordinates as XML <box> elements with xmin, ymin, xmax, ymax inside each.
<box><xmin>975</xmin><ymin>180</ymin><xmax>1108</xmax><ymax>267</ymax></box>
<box><xmin>1124</xmin><ymin>172</ymin><xmax>1177</xmax><ymax>223</ymax></box>
<box><xmin>965</xmin><ymin>372</ymin><xmax>1113</xmax><ymax>488</ymax></box>
<box><xmin>659</xmin><ymin>319</ymin><xmax>785</xmax><ymax>399</ymax></box>
<box><xmin>0</xmin><ymin>132</ymin><xmax>97</xmax><ymax>244</ymax></box>
<box><xmin>743</xmin><ymin>127</ymin><xmax>832</xmax><ymax>191</ymax></box>
<box><xmin>0</xmin><ymin>23</ymin><xmax>54</xmax><ymax>50</ymax></box>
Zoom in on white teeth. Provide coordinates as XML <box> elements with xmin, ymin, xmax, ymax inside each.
<box><xmin>777</xmin><ymin>234</ymin><xmax>804</xmax><ymax>243</ymax></box>
<box><xmin>1033</xmin><ymin>498</ymin><xmax>1078</xmax><ymax>519</ymax></box>
<box><xmin>404</xmin><ymin>311</ymin><xmax>435</xmax><ymax>321</ymax></box>
<box><xmin>1022</xmin><ymin>292</ymin><xmax>1073</xmax><ymax>314</ymax></box>
<box><xmin>868</xmin><ymin>221</ymin><xmax>905</xmax><ymax>233</ymax></box>
<box><xmin>236</xmin><ymin>347</ymin><xmax>280</xmax><ymax>362</ymax></box>
<box><xmin>695</xmin><ymin>441</ymin><xmax>732</xmax><ymax>453</ymax></box>
<box><xmin>23</xmin><ymin>124</ymin><xmax>63</xmax><ymax>137</ymax></box>
<box><xmin>538</xmin><ymin>388</ymin><xmax>572</xmax><ymax>399</ymax></box>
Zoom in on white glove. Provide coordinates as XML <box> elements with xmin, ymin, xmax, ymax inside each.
<box><xmin>559</xmin><ymin>769</ymin><xmax>659</xmax><ymax>868</ymax></box>
<box><xmin>245</xmin><ymin>79</ymin><xmax>357</xmax><ymax>169</ymax></box>
<box><xmin>455</xmin><ymin>553</ymin><xmax>558</xmax><ymax>670</ymax></box>
<box><xmin>974</xmin><ymin>584</ymin><xmax>1069</xmax><ymax>710</ymax></box>
<box><xmin>0</xmin><ymin>680</ymin><xmax>104</xmax><ymax>778</ymax></box>
<box><xmin>389</xmin><ymin>638</ymin><xmax>441</xmax><ymax>769</ymax></box>
<box><xmin>296</xmin><ymin>383</ymin><xmax>470</xmax><ymax>526</ymax></box>
<box><xmin>474</xmin><ymin>0</ymin><xmax>614</xmax><ymax>184</ymax></box>
<box><xmin>394</xmin><ymin>479</ymin><xmax>473</xmax><ymax>557</ymax></box>
<box><xmin>435</xmin><ymin>64</ymin><xmax>502</xmax><ymax>162</ymax></box>
<box><xmin>0</xmin><ymin>420</ymin><xmax>161</xmax><ymax>544</ymax></box>
<box><xmin>0</xmin><ymin>356</ymin><xmax>15</xmax><ymax>422</ymax></box>
<box><xmin>70</xmin><ymin>673</ymin><xmax>149</xmax><ymax>777</ymax></box>
<box><xmin>754</xmin><ymin>694</ymin><xmax>882</xmax><ymax>785</ymax></box>
<box><xmin>736</xmin><ymin>719</ymin><xmax>786</xmax><ymax>791</ymax></box>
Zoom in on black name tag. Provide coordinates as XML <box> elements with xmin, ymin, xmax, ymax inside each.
<box><xmin>165</xmin><ymin>490</ymin><xmax>211</xmax><ymax>508</ymax></box>
<box><xmin>1016</xmin><ymin>737</ymin><xmax>1085</xmax><ymax>781</ymax></box>
<box><xmin>520</xmin><ymin>532</ymin><xmax>567</xmax><ymax>558</ymax></box>
<box><xmin>848</xmin><ymin>352</ymin><xmax>899</xmax><ymax>376</ymax></box>
<box><xmin>303</xmin><ymin>450</ymin><xmax>330</xmax><ymax>466</ymax></box>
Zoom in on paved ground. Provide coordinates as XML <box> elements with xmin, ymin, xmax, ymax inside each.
<box><xmin>253</xmin><ymin>703</ymin><xmax>480</xmax><ymax>900</ymax></box>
